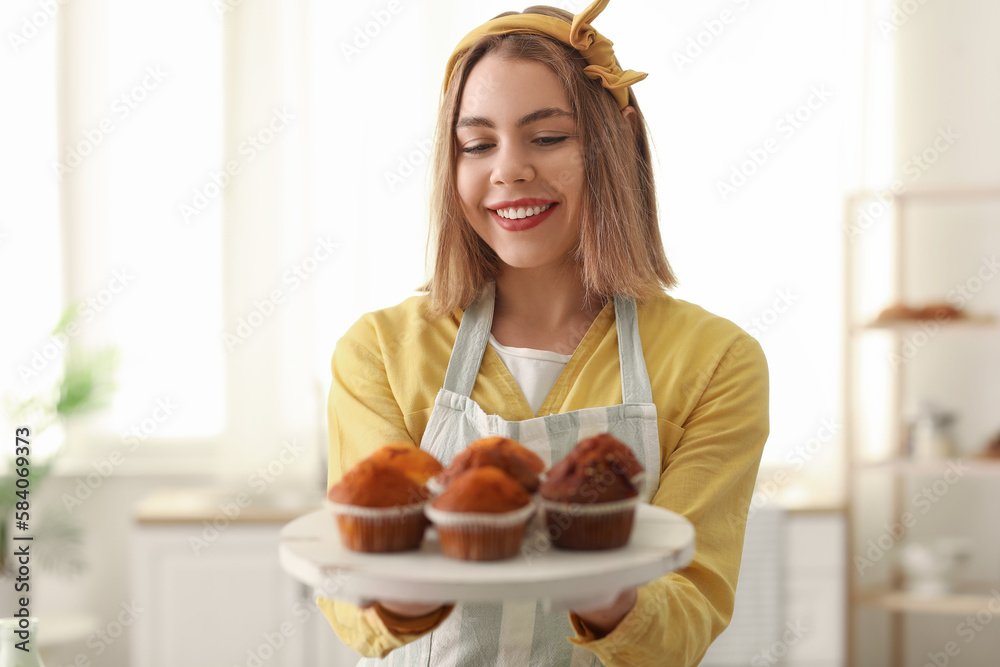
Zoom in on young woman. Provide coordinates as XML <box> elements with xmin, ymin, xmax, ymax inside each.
<box><xmin>318</xmin><ymin>2</ymin><xmax>769</xmax><ymax>665</ymax></box>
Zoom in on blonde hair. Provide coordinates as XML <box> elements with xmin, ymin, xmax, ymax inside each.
<box><xmin>424</xmin><ymin>6</ymin><xmax>676</xmax><ymax>317</ymax></box>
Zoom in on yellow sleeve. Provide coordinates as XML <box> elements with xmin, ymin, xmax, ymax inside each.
<box><xmin>325</xmin><ymin>332</ymin><xmax>415</xmax><ymax>488</ymax></box>
<box><xmin>316</xmin><ymin>598</ymin><xmax>454</xmax><ymax>660</ymax></box>
<box><xmin>569</xmin><ymin>334</ymin><xmax>769</xmax><ymax>666</ymax></box>
<box><xmin>318</xmin><ymin>324</ymin><xmax>451</xmax><ymax>657</ymax></box>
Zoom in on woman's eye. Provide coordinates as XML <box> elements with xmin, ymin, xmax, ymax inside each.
<box><xmin>461</xmin><ymin>143</ymin><xmax>493</xmax><ymax>154</ymax></box>
<box><xmin>535</xmin><ymin>136</ymin><xmax>568</xmax><ymax>146</ymax></box>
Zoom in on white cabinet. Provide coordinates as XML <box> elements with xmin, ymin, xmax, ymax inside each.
<box><xmin>130</xmin><ymin>489</ymin><xmax>358</xmax><ymax>667</ymax></box>
<box><xmin>702</xmin><ymin>509</ymin><xmax>845</xmax><ymax>667</ymax></box>
<box><xmin>784</xmin><ymin>513</ymin><xmax>845</xmax><ymax>667</ymax></box>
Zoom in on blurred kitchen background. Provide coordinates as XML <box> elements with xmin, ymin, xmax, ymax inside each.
<box><xmin>2</xmin><ymin>0</ymin><xmax>999</xmax><ymax>665</ymax></box>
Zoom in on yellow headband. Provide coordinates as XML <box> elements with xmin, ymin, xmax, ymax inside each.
<box><xmin>443</xmin><ymin>0</ymin><xmax>646</xmax><ymax>110</ymax></box>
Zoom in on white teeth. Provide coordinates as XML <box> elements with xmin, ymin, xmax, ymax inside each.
<box><xmin>495</xmin><ymin>203</ymin><xmax>554</xmax><ymax>219</ymax></box>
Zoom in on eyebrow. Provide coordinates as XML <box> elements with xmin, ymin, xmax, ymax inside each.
<box><xmin>456</xmin><ymin>107</ymin><xmax>575</xmax><ymax>130</ymax></box>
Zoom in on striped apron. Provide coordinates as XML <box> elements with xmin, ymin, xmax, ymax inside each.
<box><xmin>359</xmin><ymin>283</ymin><xmax>661</xmax><ymax>666</ymax></box>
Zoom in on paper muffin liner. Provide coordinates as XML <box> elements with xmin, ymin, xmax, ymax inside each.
<box><xmin>325</xmin><ymin>499</ymin><xmax>429</xmax><ymax>553</ymax></box>
<box><xmin>538</xmin><ymin>495</ymin><xmax>639</xmax><ymax>550</ymax></box>
<box><xmin>425</xmin><ymin>502</ymin><xmax>536</xmax><ymax>561</ymax></box>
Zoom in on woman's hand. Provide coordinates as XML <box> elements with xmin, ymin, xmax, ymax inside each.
<box><xmin>570</xmin><ymin>587</ymin><xmax>637</xmax><ymax>638</ymax></box>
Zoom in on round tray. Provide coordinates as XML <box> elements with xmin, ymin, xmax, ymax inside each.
<box><xmin>279</xmin><ymin>503</ymin><xmax>694</xmax><ymax>611</ymax></box>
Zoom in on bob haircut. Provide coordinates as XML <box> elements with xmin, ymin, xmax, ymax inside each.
<box><xmin>424</xmin><ymin>5</ymin><xmax>677</xmax><ymax>317</ymax></box>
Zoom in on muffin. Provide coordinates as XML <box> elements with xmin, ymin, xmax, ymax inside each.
<box><xmin>425</xmin><ymin>467</ymin><xmax>535</xmax><ymax>561</ymax></box>
<box><xmin>467</xmin><ymin>437</ymin><xmax>545</xmax><ymax>473</ymax></box>
<box><xmin>327</xmin><ymin>459</ymin><xmax>430</xmax><ymax>553</ymax></box>
<box><xmin>432</xmin><ymin>436</ymin><xmax>544</xmax><ymax>492</ymax></box>
<box><xmin>539</xmin><ymin>434</ymin><xmax>643</xmax><ymax>550</ymax></box>
<box><xmin>568</xmin><ymin>433</ymin><xmax>644</xmax><ymax>484</ymax></box>
<box><xmin>366</xmin><ymin>442</ymin><xmax>444</xmax><ymax>486</ymax></box>
<box><xmin>432</xmin><ymin>441</ymin><xmax>544</xmax><ymax>493</ymax></box>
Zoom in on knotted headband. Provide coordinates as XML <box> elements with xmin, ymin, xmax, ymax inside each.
<box><xmin>442</xmin><ymin>0</ymin><xmax>646</xmax><ymax>110</ymax></box>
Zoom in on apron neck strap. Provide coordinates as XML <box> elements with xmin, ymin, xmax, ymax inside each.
<box><xmin>442</xmin><ymin>282</ymin><xmax>496</xmax><ymax>398</ymax></box>
<box><xmin>613</xmin><ymin>294</ymin><xmax>654</xmax><ymax>404</ymax></box>
<box><xmin>442</xmin><ymin>282</ymin><xmax>654</xmax><ymax>404</ymax></box>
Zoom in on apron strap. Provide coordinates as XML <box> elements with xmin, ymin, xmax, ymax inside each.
<box><xmin>614</xmin><ymin>295</ymin><xmax>654</xmax><ymax>405</ymax></box>
<box><xmin>442</xmin><ymin>282</ymin><xmax>496</xmax><ymax>398</ymax></box>
<box><xmin>442</xmin><ymin>282</ymin><xmax>654</xmax><ymax>405</ymax></box>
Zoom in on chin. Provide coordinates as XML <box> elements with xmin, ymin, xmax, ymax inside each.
<box><xmin>496</xmin><ymin>251</ymin><xmax>570</xmax><ymax>272</ymax></box>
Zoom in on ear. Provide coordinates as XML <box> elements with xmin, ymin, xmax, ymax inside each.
<box><xmin>621</xmin><ymin>105</ymin><xmax>639</xmax><ymax>138</ymax></box>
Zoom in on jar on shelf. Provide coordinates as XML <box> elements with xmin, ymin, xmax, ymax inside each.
<box><xmin>909</xmin><ymin>405</ymin><xmax>958</xmax><ymax>461</ymax></box>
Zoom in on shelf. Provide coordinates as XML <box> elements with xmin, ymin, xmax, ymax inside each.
<box><xmin>854</xmin><ymin>458</ymin><xmax>1000</xmax><ymax>477</ymax></box>
<box><xmin>843</xmin><ymin>187</ymin><xmax>1000</xmax><ymax>665</ymax></box>
<box><xmin>854</xmin><ymin>589</ymin><xmax>1000</xmax><ymax>615</ymax></box>
<box><xmin>845</xmin><ymin>187</ymin><xmax>1000</xmax><ymax>204</ymax></box>
<box><xmin>855</xmin><ymin>315</ymin><xmax>998</xmax><ymax>333</ymax></box>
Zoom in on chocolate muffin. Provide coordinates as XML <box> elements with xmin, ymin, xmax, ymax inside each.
<box><xmin>569</xmin><ymin>433</ymin><xmax>644</xmax><ymax>480</ymax></box>
<box><xmin>539</xmin><ymin>434</ymin><xmax>643</xmax><ymax>550</ymax></box>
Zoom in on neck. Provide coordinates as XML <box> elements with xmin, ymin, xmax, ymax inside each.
<box><xmin>491</xmin><ymin>263</ymin><xmax>605</xmax><ymax>354</ymax></box>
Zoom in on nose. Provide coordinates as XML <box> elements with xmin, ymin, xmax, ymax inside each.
<box><xmin>490</xmin><ymin>143</ymin><xmax>535</xmax><ymax>185</ymax></box>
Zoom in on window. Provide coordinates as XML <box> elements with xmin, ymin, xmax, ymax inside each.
<box><xmin>5</xmin><ymin>1</ymin><xmax>320</xmax><ymax>486</ymax></box>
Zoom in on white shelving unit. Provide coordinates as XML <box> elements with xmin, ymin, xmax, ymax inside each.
<box><xmin>843</xmin><ymin>187</ymin><xmax>1000</xmax><ymax>667</ymax></box>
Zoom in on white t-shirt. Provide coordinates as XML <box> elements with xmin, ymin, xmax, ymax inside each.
<box><xmin>488</xmin><ymin>334</ymin><xmax>571</xmax><ymax>414</ymax></box>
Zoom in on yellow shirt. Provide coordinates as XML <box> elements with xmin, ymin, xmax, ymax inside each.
<box><xmin>319</xmin><ymin>291</ymin><xmax>769</xmax><ymax>666</ymax></box>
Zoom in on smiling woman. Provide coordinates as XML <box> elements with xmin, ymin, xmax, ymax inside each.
<box><xmin>317</xmin><ymin>2</ymin><xmax>769</xmax><ymax>666</ymax></box>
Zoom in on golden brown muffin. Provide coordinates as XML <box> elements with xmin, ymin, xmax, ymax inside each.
<box><xmin>328</xmin><ymin>459</ymin><xmax>429</xmax><ymax>507</ymax></box>
<box><xmin>467</xmin><ymin>436</ymin><xmax>546</xmax><ymax>473</ymax></box>
<box><xmin>433</xmin><ymin>467</ymin><xmax>531</xmax><ymax>513</ymax></box>
<box><xmin>366</xmin><ymin>442</ymin><xmax>444</xmax><ymax>486</ymax></box>
<box><xmin>326</xmin><ymin>460</ymin><xmax>430</xmax><ymax>553</ymax></box>
<box><xmin>435</xmin><ymin>444</ymin><xmax>540</xmax><ymax>493</ymax></box>
<box><xmin>427</xmin><ymin>468</ymin><xmax>534</xmax><ymax>561</ymax></box>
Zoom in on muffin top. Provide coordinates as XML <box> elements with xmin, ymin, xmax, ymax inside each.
<box><xmin>571</xmin><ymin>434</ymin><xmax>644</xmax><ymax>479</ymax></box>
<box><xmin>467</xmin><ymin>437</ymin><xmax>546</xmax><ymax>474</ymax></box>
<box><xmin>328</xmin><ymin>460</ymin><xmax>429</xmax><ymax>508</ymax></box>
<box><xmin>366</xmin><ymin>442</ymin><xmax>443</xmax><ymax>486</ymax></box>
<box><xmin>435</xmin><ymin>442</ymin><xmax>540</xmax><ymax>493</ymax></box>
<box><xmin>432</xmin><ymin>467</ymin><xmax>531</xmax><ymax>513</ymax></box>
<box><xmin>540</xmin><ymin>434</ymin><xmax>641</xmax><ymax>504</ymax></box>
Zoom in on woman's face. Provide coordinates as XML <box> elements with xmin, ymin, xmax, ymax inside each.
<box><xmin>454</xmin><ymin>54</ymin><xmax>585</xmax><ymax>272</ymax></box>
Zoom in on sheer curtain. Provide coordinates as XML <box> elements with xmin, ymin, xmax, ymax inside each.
<box><xmin>3</xmin><ymin>0</ymin><xmax>322</xmax><ymax>490</ymax></box>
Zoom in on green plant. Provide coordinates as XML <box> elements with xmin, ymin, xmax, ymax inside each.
<box><xmin>0</xmin><ymin>307</ymin><xmax>119</xmax><ymax>575</ymax></box>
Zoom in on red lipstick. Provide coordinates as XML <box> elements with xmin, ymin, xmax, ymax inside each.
<box><xmin>488</xmin><ymin>198</ymin><xmax>559</xmax><ymax>232</ymax></box>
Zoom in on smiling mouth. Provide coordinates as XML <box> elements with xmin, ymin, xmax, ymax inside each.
<box><xmin>493</xmin><ymin>203</ymin><xmax>556</xmax><ymax>220</ymax></box>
